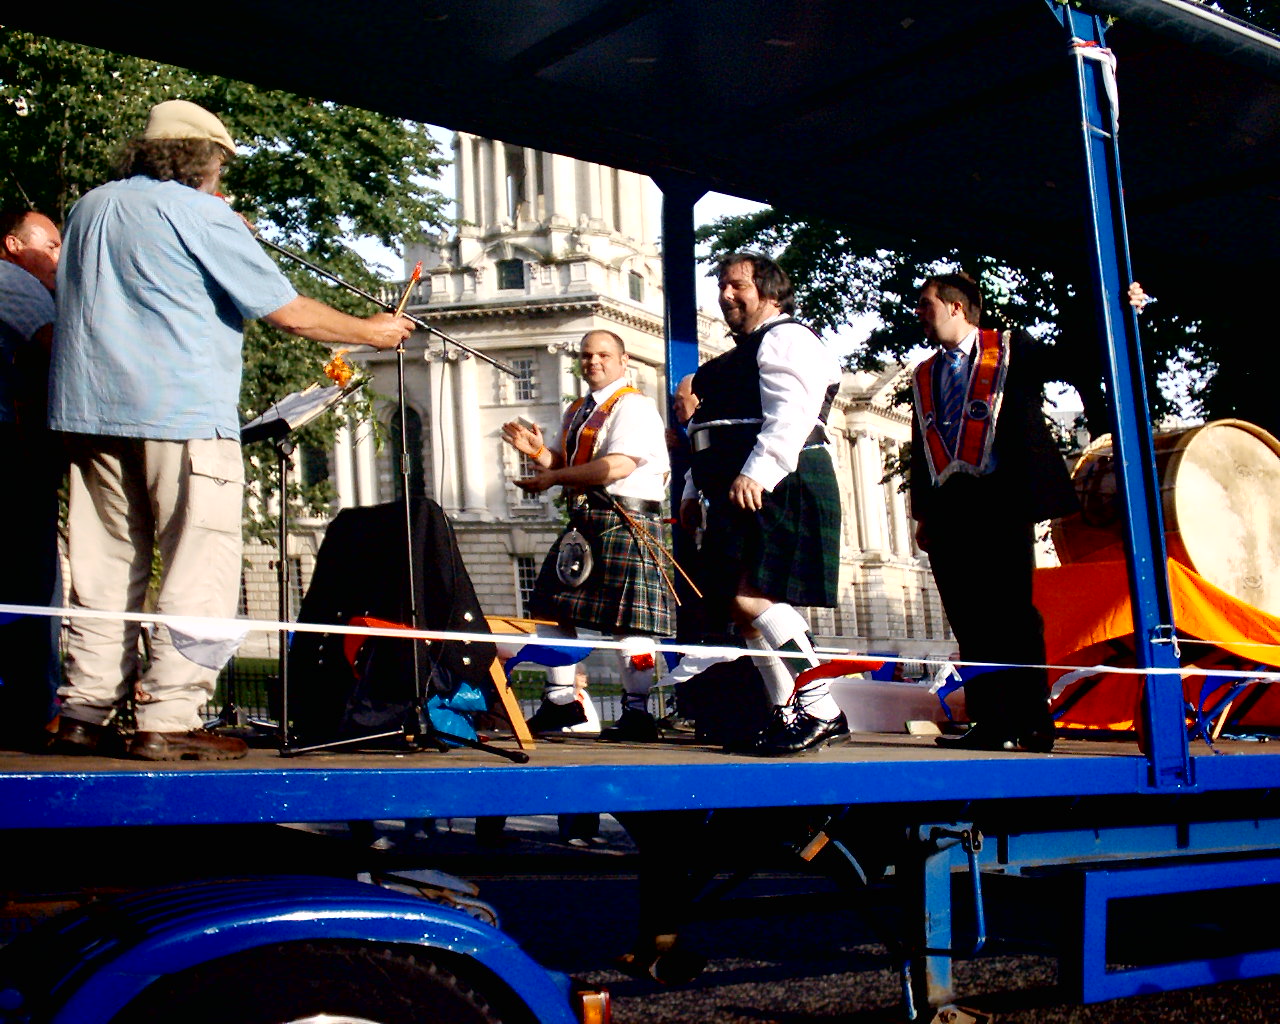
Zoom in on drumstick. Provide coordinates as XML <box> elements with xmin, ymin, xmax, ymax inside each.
<box><xmin>391</xmin><ymin>261</ymin><xmax>423</xmax><ymax>319</ymax></box>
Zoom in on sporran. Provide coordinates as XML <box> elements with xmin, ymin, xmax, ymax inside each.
<box><xmin>555</xmin><ymin>527</ymin><xmax>594</xmax><ymax>587</ymax></box>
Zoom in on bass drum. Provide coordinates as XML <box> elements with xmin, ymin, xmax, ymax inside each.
<box><xmin>1051</xmin><ymin>418</ymin><xmax>1280</xmax><ymax>616</ymax></box>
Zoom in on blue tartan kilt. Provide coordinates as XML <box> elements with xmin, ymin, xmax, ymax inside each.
<box><xmin>528</xmin><ymin>507</ymin><xmax>676</xmax><ymax>637</ymax></box>
<box><xmin>699</xmin><ymin>446</ymin><xmax>840</xmax><ymax>617</ymax></box>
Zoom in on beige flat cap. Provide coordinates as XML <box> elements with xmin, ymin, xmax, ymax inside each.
<box><xmin>142</xmin><ymin>99</ymin><xmax>236</xmax><ymax>155</ymax></box>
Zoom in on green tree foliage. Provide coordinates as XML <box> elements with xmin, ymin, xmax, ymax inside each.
<box><xmin>698</xmin><ymin>209</ymin><xmax>1133</xmax><ymax>437</ymax></box>
<box><xmin>0</xmin><ymin>29</ymin><xmax>450</xmax><ymax>542</ymax></box>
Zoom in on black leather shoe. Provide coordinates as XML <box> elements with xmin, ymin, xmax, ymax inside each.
<box><xmin>935</xmin><ymin>723</ymin><xmax>1055</xmax><ymax>753</ymax></box>
<box><xmin>525</xmin><ymin>698</ymin><xmax>588</xmax><ymax>734</ymax></box>
<box><xmin>750</xmin><ymin>708</ymin><xmax>850</xmax><ymax>756</ymax></box>
<box><xmin>49</xmin><ymin>718</ymin><xmax>109</xmax><ymax>756</ymax></box>
<box><xmin>600</xmin><ymin>708</ymin><xmax>659</xmax><ymax>743</ymax></box>
<box><xmin>128</xmin><ymin>729</ymin><xmax>248</xmax><ymax>761</ymax></box>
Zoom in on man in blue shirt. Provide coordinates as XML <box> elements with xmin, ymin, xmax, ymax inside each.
<box><xmin>49</xmin><ymin>100</ymin><xmax>414</xmax><ymax>760</ymax></box>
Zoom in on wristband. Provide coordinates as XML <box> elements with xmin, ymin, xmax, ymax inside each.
<box><xmin>532</xmin><ymin>444</ymin><xmax>547</xmax><ymax>461</ymax></box>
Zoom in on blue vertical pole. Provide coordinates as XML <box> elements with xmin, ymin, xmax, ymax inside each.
<box><xmin>656</xmin><ymin>175</ymin><xmax>708</xmax><ymax>512</ymax></box>
<box><xmin>1053</xmin><ymin>4</ymin><xmax>1191</xmax><ymax>790</ymax></box>
<box><xmin>658</xmin><ymin>176</ymin><xmax>708</xmax><ymax>392</ymax></box>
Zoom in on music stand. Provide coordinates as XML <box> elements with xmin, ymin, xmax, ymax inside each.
<box><xmin>240</xmin><ymin>378</ymin><xmax>365</xmax><ymax>748</ymax></box>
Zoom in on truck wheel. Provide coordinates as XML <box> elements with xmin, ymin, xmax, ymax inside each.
<box><xmin>114</xmin><ymin>942</ymin><xmax>505</xmax><ymax>1024</ymax></box>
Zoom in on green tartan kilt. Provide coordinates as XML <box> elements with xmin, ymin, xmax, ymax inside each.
<box><xmin>699</xmin><ymin>446</ymin><xmax>840</xmax><ymax>615</ymax></box>
<box><xmin>529</xmin><ymin>507</ymin><xmax>676</xmax><ymax>637</ymax></box>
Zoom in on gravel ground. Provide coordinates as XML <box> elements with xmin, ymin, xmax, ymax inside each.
<box><xmin>353</xmin><ymin>815</ymin><xmax>1280</xmax><ymax>1023</ymax></box>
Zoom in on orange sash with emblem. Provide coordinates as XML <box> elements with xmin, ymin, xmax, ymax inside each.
<box><xmin>560</xmin><ymin>385</ymin><xmax>640</xmax><ymax>466</ymax></box>
<box><xmin>912</xmin><ymin>329</ymin><xmax>1010</xmax><ymax>485</ymax></box>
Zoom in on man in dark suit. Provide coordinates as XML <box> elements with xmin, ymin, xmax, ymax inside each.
<box><xmin>910</xmin><ymin>272</ymin><xmax>1079</xmax><ymax>752</ymax></box>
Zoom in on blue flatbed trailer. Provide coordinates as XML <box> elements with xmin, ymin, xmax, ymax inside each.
<box><xmin>5</xmin><ymin>732</ymin><xmax>1280</xmax><ymax>1019</ymax></box>
<box><xmin>4</xmin><ymin>1</ymin><xmax>1280</xmax><ymax>1020</ymax></box>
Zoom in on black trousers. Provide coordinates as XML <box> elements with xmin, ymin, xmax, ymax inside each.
<box><xmin>0</xmin><ymin>424</ymin><xmax>63</xmax><ymax>739</ymax></box>
<box><xmin>925</xmin><ymin>504</ymin><xmax>1053</xmax><ymax>736</ymax></box>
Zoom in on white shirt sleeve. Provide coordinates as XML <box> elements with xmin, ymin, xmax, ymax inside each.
<box><xmin>597</xmin><ymin>391</ymin><xmax>671</xmax><ymax>500</ymax></box>
<box><xmin>740</xmin><ymin>320</ymin><xmax>841</xmax><ymax>491</ymax></box>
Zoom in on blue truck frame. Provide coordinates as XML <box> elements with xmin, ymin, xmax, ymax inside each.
<box><xmin>4</xmin><ymin>3</ymin><xmax>1280</xmax><ymax>1021</ymax></box>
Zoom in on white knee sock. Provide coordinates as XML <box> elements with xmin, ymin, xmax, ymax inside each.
<box><xmin>535</xmin><ymin>624</ymin><xmax>580</xmax><ymax>704</ymax></box>
<box><xmin>746</xmin><ymin>634</ymin><xmax>794</xmax><ymax>707</ymax></box>
<box><xmin>616</xmin><ymin>636</ymin><xmax>656</xmax><ymax>714</ymax></box>
<box><xmin>751</xmin><ymin>604</ymin><xmax>841</xmax><ymax>721</ymax></box>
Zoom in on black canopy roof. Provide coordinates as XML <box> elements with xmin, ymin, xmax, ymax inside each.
<box><xmin>6</xmin><ymin>1</ymin><xmax>1280</xmax><ymax>275</ymax></box>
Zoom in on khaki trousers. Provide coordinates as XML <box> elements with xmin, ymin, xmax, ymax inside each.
<box><xmin>60</xmin><ymin>436</ymin><xmax>244</xmax><ymax>732</ymax></box>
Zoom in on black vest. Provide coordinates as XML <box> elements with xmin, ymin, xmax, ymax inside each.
<box><xmin>689</xmin><ymin>318</ymin><xmax>836</xmax><ymax>494</ymax></box>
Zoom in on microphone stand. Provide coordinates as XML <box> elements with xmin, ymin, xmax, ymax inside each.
<box><xmin>254</xmin><ymin>234</ymin><xmax>520</xmax><ymax>379</ymax></box>
<box><xmin>257</xmin><ymin>236</ymin><xmax>527</xmax><ymax>764</ymax></box>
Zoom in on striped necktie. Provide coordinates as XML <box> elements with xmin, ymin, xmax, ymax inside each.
<box><xmin>566</xmin><ymin>394</ymin><xmax>596</xmax><ymax>462</ymax></box>
<box><xmin>939</xmin><ymin>347</ymin><xmax>967</xmax><ymax>451</ymax></box>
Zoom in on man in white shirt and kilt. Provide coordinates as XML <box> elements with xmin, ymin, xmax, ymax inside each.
<box><xmin>680</xmin><ymin>252</ymin><xmax>845</xmax><ymax>755</ymax></box>
<box><xmin>502</xmin><ymin>330</ymin><xmax>675</xmax><ymax>739</ymax></box>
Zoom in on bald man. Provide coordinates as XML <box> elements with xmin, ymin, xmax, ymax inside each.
<box><xmin>503</xmin><ymin>330</ymin><xmax>674</xmax><ymax>741</ymax></box>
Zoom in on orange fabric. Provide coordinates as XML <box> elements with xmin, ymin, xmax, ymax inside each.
<box><xmin>1036</xmin><ymin>559</ymin><xmax>1280</xmax><ymax>668</ymax></box>
<box><xmin>912</xmin><ymin>329</ymin><xmax>1008</xmax><ymax>483</ymax></box>
<box><xmin>1034</xmin><ymin>559</ymin><xmax>1280</xmax><ymax>730</ymax></box>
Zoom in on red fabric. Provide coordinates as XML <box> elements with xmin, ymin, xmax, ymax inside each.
<box><xmin>795</xmin><ymin>658</ymin><xmax>886</xmax><ymax>689</ymax></box>
<box><xmin>342</xmin><ymin>615</ymin><xmax>413</xmax><ymax>673</ymax></box>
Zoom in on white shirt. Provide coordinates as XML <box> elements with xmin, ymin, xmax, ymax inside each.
<box><xmin>577</xmin><ymin>376</ymin><xmax>670</xmax><ymax>502</ymax></box>
<box><xmin>940</xmin><ymin>327</ymin><xmax>979</xmax><ymax>372</ymax></box>
<box><xmin>743</xmin><ymin>314</ymin><xmax>842</xmax><ymax>490</ymax></box>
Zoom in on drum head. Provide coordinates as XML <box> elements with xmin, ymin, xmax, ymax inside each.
<box><xmin>1170</xmin><ymin>421</ymin><xmax>1280</xmax><ymax>615</ymax></box>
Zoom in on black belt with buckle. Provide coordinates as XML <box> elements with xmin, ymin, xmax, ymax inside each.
<box><xmin>571</xmin><ymin>490</ymin><xmax>662</xmax><ymax>517</ymax></box>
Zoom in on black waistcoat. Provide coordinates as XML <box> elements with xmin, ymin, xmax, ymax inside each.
<box><xmin>689</xmin><ymin>318</ymin><xmax>835</xmax><ymax>494</ymax></box>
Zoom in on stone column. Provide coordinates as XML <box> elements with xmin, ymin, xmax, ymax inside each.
<box><xmin>455</xmin><ymin>352</ymin><xmax>487</xmax><ymax>516</ymax></box>
<box><xmin>426</xmin><ymin>349</ymin><xmax>460</xmax><ymax>514</ymax></box>
<box><xmin>492</xmin><ymin>140</ymin><xmax>510</xmax><ymax>225</ymax></box>
<box><xmin>524</xmin><ymin>147</ymin><xmax>541</xmax><ymax>221</ymax></box>
<box><xmin>584</xmin><ymin>160</ymin><xmax>603</xmax><ymax>224</ymax></box>
<box><xmin>476</xmin><ymin>139</ymin><xmax>494</xmax><ymax>230</ymax></box>
<box><xmin>888</xmin><ymin>443</ymin><xmax>913</xmax><ymax>555</ymax></box>
<box><xmin>333</xmin><ymin>420</ymin><xmax>355</xmax><ymax>509</ymax></box>
<box><xmin>455</xmin><ymin>133</ymin><xmax>475</xmax><ymax>226</ymax></box>
<box><xmin>545</xmin><ymin>150</ymin><xmax>576</xmax><ymax>226</ymax></box>
<box><xmin>851</xmin><ymin>430</ymin><xmax>889</xmax><ymax>552</ymax></box>
<box><xmin>353</xmin><ymin>418</ymin><xmax>378</xmax><ymax>506</ymax></box>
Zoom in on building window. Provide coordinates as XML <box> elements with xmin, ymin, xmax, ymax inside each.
<box><xmin>496</xmin><ymin>258</ymin><xmax>524</xmax><ymax>291</ymax></box>
<box><xmin>511</xmin><ymin>357</ymin><xmax>537</xmax><ymax>402</ymax></box>
<box><xmin>516</xmin><ymin>556</ymin><xmax>538</xmax><ymax>617</ymax></box>
<box><xmin>628</xmin><ymin>270</ymin><xmax>644</xmax><ymax>302</ymax></box>
<box><xmin>300</xmin><ymin>442</ymin><xmax>330</xmax><ymax>489</ymax></box>
<box><xmin>288</xmin><ymin>556</ymin><xmax>305</xmax><ymax>619</ymax></box>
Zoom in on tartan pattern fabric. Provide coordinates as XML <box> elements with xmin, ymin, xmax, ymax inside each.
<box><xmin>529</xmin><ymin>506</ymin><xmax>676</xmax><ymax>636</ymax></box>
<box><xmin>939</xmin><ymin>347</ymin><xmax>967</xmax><ymax>451</ymax></box>
<box><xmin>699</xmin><ymin>447</ymin><xmax>841</xmax><ymax>617</ymax></box>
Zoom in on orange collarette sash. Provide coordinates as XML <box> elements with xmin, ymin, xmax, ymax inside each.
<box><xmin>560</xmin><ymin>385</ymin><xmax>640</xmax><ymax>466</ymax></box>
<box><xmin>912</xmin><ymin>328</ymin><xmax>1010</xmax><ymax>485</ymax></box>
